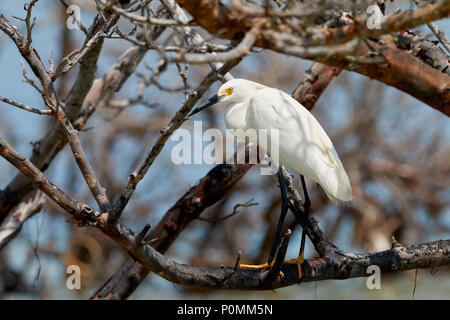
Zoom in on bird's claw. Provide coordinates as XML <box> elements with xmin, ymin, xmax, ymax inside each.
<box><xmin>283</xmin><ymin>252</ymin><xmax>304</xmax><ymax>279</ymax></box>
<box><xmin>240</xmin><ymin>261</ymin><xmax>285</xmax><ymax>278</ymax></box>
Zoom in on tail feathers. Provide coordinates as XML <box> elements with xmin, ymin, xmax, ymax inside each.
<box><xmin>315</xmin><ymin>134</ymin><xmax>352</xmax><ymax>203</ymax></box>
<box><xmin>324</xmin><ymin>189</ymin><xmax>352</xmax><ymax>205</ymax></box>
<box><xmin>321</xmin><ymin>166</ymin><xmax>353</xmax><ymax>204</ymax></box>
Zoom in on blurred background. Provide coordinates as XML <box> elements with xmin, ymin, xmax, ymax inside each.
<box><xmin>0</xmin><ymin>0</ymin><xmax>449</xmax><ymax>299</ymax></box>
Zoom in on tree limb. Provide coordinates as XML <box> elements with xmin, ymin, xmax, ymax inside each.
<box><xmin>174</xmin><ymin>0</ymin><xmax>450</xmax><ymax>115</ymax></box>
<box><xmin>0</xmin><ymin>10</ymin><xmax>168</xmax><ymax>223</ymax></box>
<box><xmin>110</xmin><ymin>57</ymin><xmax>243</xmax><ymax>221</ymax></box>
<box><xmin>0</xmin><ymin>190</ymin><xmax>45</xmax><ymax>251</ymax></box>
<box><xmin>0</xmin><ymin>137</ymin><xmax>448</xmax><ymax>291</ymax></box>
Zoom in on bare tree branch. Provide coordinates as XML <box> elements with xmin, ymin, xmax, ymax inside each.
<box><xmin>427</xmin><ymin>21</ymin><xmax>450</xmax><ymax>55</ymax></box>
<box><xmin>0</xmin><ymin>96</ymin><xmax>52</xmax><ymax>115</ymax></box>
<box><xmin>174</xmin><ymin>0</ymin><xmax>450</xmax><ymax>115</ymax></box>
<box><xmin>292</xmin><ymin>63</ymin><xmax>342</xmax><ymax>110</ymax></box>
<box><xmin>0</xmin><ymin>137</ymin><xmax>448</xmax><ymax>291</ymax></box>
<box><xmin>0</xmin><ymin>190</ymin><xmax>45</xmax><ymax>251</ymax></box>
<box><xmin>0</xmin><ymin>9</ymin><xmax>168</xmax><ymax>223</ymax></box>
<box><xmin>170</xmin><ymin>26</ymin><xmax>260</xmax><ymax>64</ymax></box>
<box><xmin>110</xmin><ymin>58</ymin><xmax>243</xmax><ymax>221</ymax></box>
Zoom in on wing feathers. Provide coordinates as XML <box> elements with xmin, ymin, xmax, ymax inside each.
<box><xmin>247</xmin><ymin>88</ymin><xmax>353</xmax><ymax>203</ymax></box>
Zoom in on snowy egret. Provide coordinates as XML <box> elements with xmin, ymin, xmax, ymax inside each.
<box><xmin>189</xmin><ymin>79</ymin><xmax>352</xmax><ymax>279</ymax></box>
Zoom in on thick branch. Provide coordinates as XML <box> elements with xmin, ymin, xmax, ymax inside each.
<box><xmin>0</xmin><ymin>190</ymin><xmax>45</xmax><ymax>251</ymax></box>
<box><xmin>175</xmin><ymin>0</ymin><xmax>450</xmax><ymax>45</ymax></box>
<box><xmin>1</xmin><ymin>137</ymin><xmax>448</xmax><ymax>291</ymax></box>
<box><xmin>321</xmin><ymin>37</ymin><xmax>450</xmax><ymax>114</ymax></box>
<box><xmin>92</xmin><ymin>157</ymin><xmax>253</xmax><ymax>299</ymax></box>
<box><xmin>175</xmin><ymin>1</ymin><xmax>450</xmax><ymax>115</ymax></box>
<box><xmin>292</xmin><ymin>63</ymin><xmax>342</xmax><ymax>110</ymax></box>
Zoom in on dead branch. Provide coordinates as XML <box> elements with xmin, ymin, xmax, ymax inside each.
<box><xmin>174</xmin><ymin>0</ymin><xmax>450</xmax><ymax>115</ymax></box>
<box><xmin>0</xmin><ymin>190</ymin><xmax>45</xmax><ymax>251</ymax></box>
<box><xmin>110</xmin><ymin>58</ymin><xmax>242</xmax><ymax>221</ymax></box>
<box><xmin>0</xmin><ymin>8</ymin><xmax>169</xmax><ymax>223</ymax></box>
<box><xmin>0</xmin><ymin>137</ymin><xmax>448</xmax><ymax>291</ymax></box>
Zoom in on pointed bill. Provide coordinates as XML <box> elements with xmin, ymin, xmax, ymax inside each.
<box><xmin>189</xmin><ymin>94</ymin><xmax>225</xmax><ymax>117</ymax></box>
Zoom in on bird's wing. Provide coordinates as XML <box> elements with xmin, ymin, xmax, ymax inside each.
<box><xmin>248</xmin><ymin>88</ymin><xmax>352</xmax><ymax>202</ymax></box>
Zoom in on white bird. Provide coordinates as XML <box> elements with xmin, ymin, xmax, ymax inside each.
<box><xmin>189</xmin><ymin>78</ymin><xmax>352</xmax><ymax>279</ymax></box>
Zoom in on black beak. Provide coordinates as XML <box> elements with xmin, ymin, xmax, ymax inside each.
<box><xmin>189</xmin><ymin>94</ymin><xmax>224</xmax><ymax>117</ymax></box>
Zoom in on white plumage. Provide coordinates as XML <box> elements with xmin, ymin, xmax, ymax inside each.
<box><xmin>192</xmin><ymin>78</ymin><xmax>353</xmax><ymax>204</ymax></box>
<box><xmin>188</xmin><ymin>78</ymin><xmax>353</xmax><ymax>276</ymax></box>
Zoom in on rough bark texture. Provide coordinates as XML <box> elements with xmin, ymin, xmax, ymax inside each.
<box><xmin>292</xmin><ymin>63</ymin><xmax>342</xmax><ymax>110</ymax></box>
<box><xmin>1</xmin><ymin>137</ymin><xmax>448</xmax><ymax>291</ymax></box>
<box><xmin>174</xmin><ymin>0</ymin><xmax>450</xmax><ymax>115</ymax></box>
<box><xmin>92</xmin><ymin>162</ymin><xmax>253</xmax><ymax>299</ymax></box>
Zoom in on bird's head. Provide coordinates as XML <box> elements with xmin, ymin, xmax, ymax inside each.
<box><xmin>189</xmin><ymin>79</ymin><xmax>265</xmax><ymax>117</ymax></box>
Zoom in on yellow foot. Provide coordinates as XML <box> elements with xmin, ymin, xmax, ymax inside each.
<box><xmin>240</xmin><ymin>262</ymin><xmax>285</xmax><ymax>278</ymax></box>
<box><xmin>283</xmin><ymin>252</ymin><xmax>304</xmax><ymax>279</ymax></box>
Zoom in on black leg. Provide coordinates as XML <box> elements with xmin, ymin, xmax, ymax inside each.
<box><xmin>300</xmin><ymin>175</ymin><xmax>311</xmax><ymax>213</ymax></box>
<box><xmin>268</xmin><ymin>167</ymin><xmax>289</xmax><ymax>265</ymax></box>
<box><xmin>298</xmin><ymin>175</ymin><xmax>310</xmax><ymax>262</ymax></box>
<box><xmin>281</xmin><ymin>174</ymin><xmax>312</xmax><ymax>279</ymax></box>
<box><xmin>289</xmin><ymin>175</ymin><xmax>311</xmax><ymax>224</ymax></box>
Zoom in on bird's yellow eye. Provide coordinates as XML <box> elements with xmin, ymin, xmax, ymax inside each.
<box><xmin>218</xmin><ymin>87</ymin><xmax>233</xmax><ymax>96</ymax></box>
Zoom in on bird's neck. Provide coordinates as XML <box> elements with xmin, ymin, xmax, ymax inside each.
<box><xmin>224</xmin><ymin>101</ymin><xmax>249</xmax><ymax>132</ymax></box>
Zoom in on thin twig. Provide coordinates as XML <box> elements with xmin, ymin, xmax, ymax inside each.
<box><xmin>52</xmin><ymin>101</ymin><xmax>112</xmax><ymax>213</ymax></box>
<box><xmin>0</xmin><ymin>96</ymin><xmax>52</xmax><ymax>115</ymax></box>
<box><xmin>19</xmin><ymin>60</ymin><xmax>44</xmax><ymax>95</ymax></box>
<box><xmin>176</xmin><ymin>62</ymin><xmax>189</xmax><ymax>101</ymax></box>
<box><xmin>24</xmin><ymin>0</ymin><xmax>38</xmax><ymax>53</ymax></box>
<box><xmin>198</xmin><ymin>199</ymin><xmax>258</xmax><ymax>223</ymax></box>
<box><xmin>96</xmin><ymin>0</ymin><xmax>187</xmax><ymax>26</ymax></box>
<box><xmin>109</xmin><ymin>58</ymin><xmax>243</xmax><ymax>222</ymax></box>
<box><xmin>427</xmin><ymin>21</ymin><xmax>450</xmax><ymax>55</ymax></box>
<box><xmin>54</xmin><ymin>15</ymin><xmax>117</xmax><ymax>78</ymax></box>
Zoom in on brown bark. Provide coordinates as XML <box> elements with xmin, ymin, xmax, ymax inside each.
<box><xmin>292</xmin><ymin>63</ymin><xmax>342</xmax><ymax>110</ymax></box>
<box><xmin>92</xmin><ymin>162</ymin><xmax>253</xmax><ymax>299</ymax></box>
<box><xmin>314</xmin><ymin>38</ymin><xmax>450</xmax><ymax>115</ymax></box>
<box><xmin>174</xmin><ymin>0</ymin><xmax>450</xmax><ymax>115</ymax></box>
<box><xmin>2</xmin><ymin>138</ymin><xmax>448</xmax><ymax>291</ymax></box>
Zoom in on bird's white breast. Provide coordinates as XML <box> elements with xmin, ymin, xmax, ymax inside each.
<box><xmin>224</xmin><ymin>101</ymin><xmax>249</xmax><ymax>132</ymax></box>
